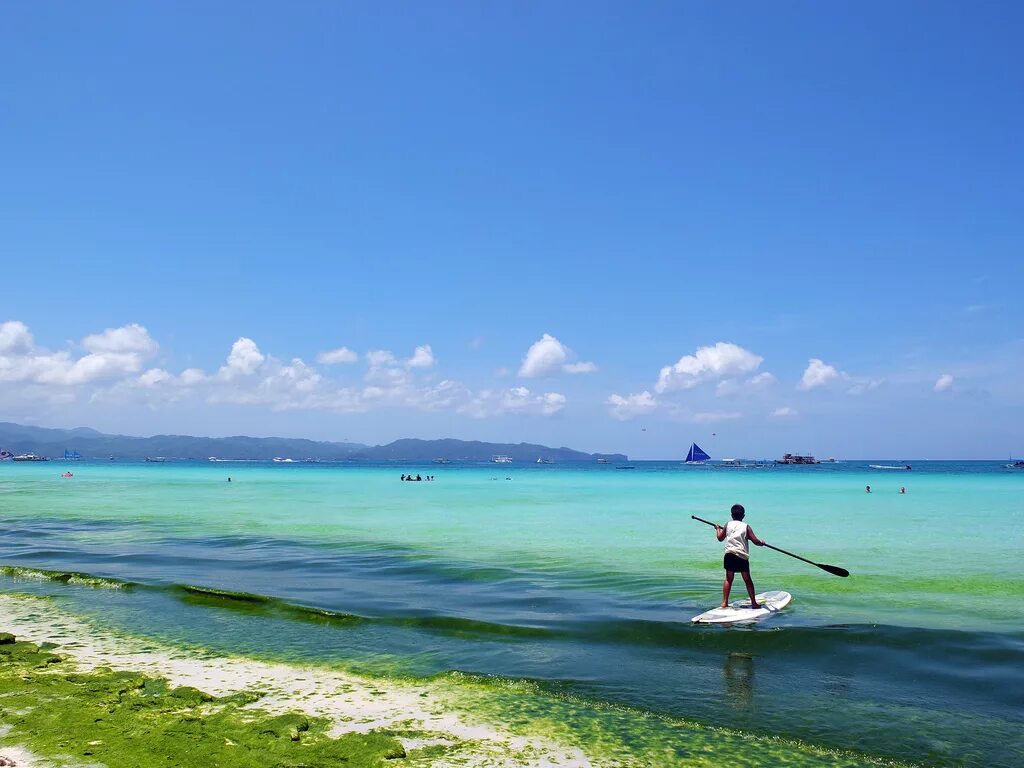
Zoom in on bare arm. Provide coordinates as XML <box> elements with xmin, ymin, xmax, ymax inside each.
<box><xmin>715</xmin><ymin>524</ymin><xmax>726</xmax><ymax>542</ymax></box>
<box><xmin>747</xmin><ymin>525</ymin><xmax>766</xmax><ymax>546</ymax></box>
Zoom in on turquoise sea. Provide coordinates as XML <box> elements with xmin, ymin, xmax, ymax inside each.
<box><xmin>1</xmin><ymin>460</ymin><xmax>1022</xmax><ymax>766</ymax></box>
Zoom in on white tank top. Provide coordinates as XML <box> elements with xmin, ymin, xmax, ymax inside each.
<box><xmin>724</xmin><ymin>520</ymin><xmax>750</xmax><ymax>560</ymax></box>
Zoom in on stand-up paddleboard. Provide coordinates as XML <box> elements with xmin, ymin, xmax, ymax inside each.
<box><xmin>691</xmin><ymin>590</ymin><xmax>792</xmax><ymax>625</ymax></box>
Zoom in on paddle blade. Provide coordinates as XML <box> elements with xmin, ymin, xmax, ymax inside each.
<box><xmin>817</xmin><ymin>563</ymin><xmax>850</xmax><ymax>578</ymax></box>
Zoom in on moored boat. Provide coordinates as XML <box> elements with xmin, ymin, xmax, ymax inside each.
<box><xmin>12</xmin><ymin>453</ymin><xmax>49</xmax><ymax>462</ymax></box>
<box><xmin>491</xmin><ymin>455</ymin><xmax>513</xmax><ymax>463</ymax></box>
<box><xmin>778</xmin><ymin>453</ymin><xmax>820</xmax><ymax>465</ymax></box>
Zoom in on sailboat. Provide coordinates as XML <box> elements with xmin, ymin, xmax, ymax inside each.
<box><xmin>684</xmin><ymin>443</ymin><xmax>711</xmax><ymax>465</ymax></box>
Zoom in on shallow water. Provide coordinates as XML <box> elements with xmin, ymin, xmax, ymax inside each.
<box><xmin>1</xmin><ymin>460</ymin><xmax>1021</xmax><ymax>766</ymax></box>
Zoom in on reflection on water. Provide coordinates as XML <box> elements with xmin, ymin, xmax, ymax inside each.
<box><xmin>723</xmin><ymin>652</ymin><xmax>755</xmax><ymax>711</ymax></box>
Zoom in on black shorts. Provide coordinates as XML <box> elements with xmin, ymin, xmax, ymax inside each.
<box><xmin>723</xmin><ymin>553</ymin><xmax>750</xmax><ymax>572</ymax></box>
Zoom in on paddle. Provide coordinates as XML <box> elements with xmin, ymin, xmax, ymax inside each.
<box><xmin>690</xmin><ymin>515</ymin><xmax>849</xmax><ymax>578</ymax></box>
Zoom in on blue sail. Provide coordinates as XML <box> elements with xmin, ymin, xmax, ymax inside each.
<box><xmin>686</xmin><ymin>443</ymin><xmax>711</xmax><ymax>463</ymax></box>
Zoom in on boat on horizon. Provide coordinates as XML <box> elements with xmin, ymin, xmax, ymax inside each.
<box><xmin>536</xmin><ymin>457</ymin><xmax>554</xmax><ymax>464</ymax></box>
<box><xmin>491</xmin><ymin>455</ymin><xmax>513</xmax><ymax>464</ymax></box>
<box><xmin>12</xmin><ymin>453</ymin><xmax>49</xmax><ymax>462</ymax></box>
<box><xmin>870</xmin><ymin>464</ymin><xmax>912</xmax><ymax>471</ymax></box>
<box><xmin>596</xmin><ymin>458</ymin><xmax>610</xmax><ymax>464</ymax></box>
<box><xmin>778</xmin><ymin>453</ymin><xmax>820</xmax><ymax>465</ymax></box>
<box><xmin>1007</xmin><ymin>460</ymin><xmax>1024</xmax><ymax>469</ymax></box>
<box><xmin>145</xmin><ymin>457</ymin><xmax>168</xmax><ymax>463</ymax></box>
<box><xmin>684</xmin><ymin>443</ymin><xmax>711</xmax><ymax>465</ymax></box>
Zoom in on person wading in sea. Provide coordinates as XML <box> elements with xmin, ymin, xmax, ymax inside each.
<box><xmin>713</xmin><ymin>504</ymin><xmax>766</xmax><ymax>609</ymax></box>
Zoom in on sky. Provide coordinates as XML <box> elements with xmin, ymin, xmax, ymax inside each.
<box><xmin>1</xmin><ymin>2</ymin><xmax>1022</xmax><ymax>459</ymax></box>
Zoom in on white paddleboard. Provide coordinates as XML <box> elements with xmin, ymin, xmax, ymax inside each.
<box><xmin>691</xmin><ymin>590</ymin><xmax>792</xmax><ymax>625</ymax></box>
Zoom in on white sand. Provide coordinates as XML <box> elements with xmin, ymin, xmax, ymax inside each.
<box><xmin>0</xmin><ymin>595</ymin><xmax>592</xmax><ymax>767</ymax></box>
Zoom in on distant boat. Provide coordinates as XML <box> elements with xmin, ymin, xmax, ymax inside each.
<box><xmin>778</xmin><ymin>453</ymin><xmax>820</xmax><ymax>465</ymax></box>
<box><xmin>491</xmin><ymin>455</ymin><xmax>513</xmax><ymax>464</ymax></box>
<box><xmin>1007</xmin><ymin>460</ymin><xmax>1024</xmax><ymax>469</ymax></box>
<box><xmin>870</xmin><ymin>464</ymin><xmax>912</xmax><ymax>471</ymax></box>
<box><xmin>536</xmin><ymin>457</ymin><xmax>554</xmax><ymax>464</ymax></box>
<box><xmin>63</xmin><ymin>450</ymin><xmax>82</xmax><ymax>460</ymax></box>
<box><xmin>12</xmin><ymin>453</ymin><xmax>48</xmax><ymax>462</ymax></box>
<box><xmin>616</xmin><ymin>465</ymin><xmax>636</xmax><ymax>470</ymax></box>
<box><xmin>145</xmin><ymin>457</ymin><xmax>168</xmax><ymax>463</ymax></box>
<box><xmin>272</xmin><ymin>457</ymin><xmax>295</xmax><ymax>463</ymax></box>
<box><xmin>684</xmin><ymin>443</ymin><xmax>711</xmax><ymax>464</ymax></box>
<box><xmin>596</xmin><ymin>458</ymin><xmax>610</xmax><ymax>464</ymax></box>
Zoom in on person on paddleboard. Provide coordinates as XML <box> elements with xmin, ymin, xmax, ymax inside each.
<box><xmin>714</xmin><ymin>504</ymin><xmax>766</xmax><ymax>609</ymax></box>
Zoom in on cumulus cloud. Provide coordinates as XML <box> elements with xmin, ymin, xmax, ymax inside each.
<box><xmin>716</xmin><ymin>371</ymin><xmax>776</xmax><ymax>397</ymax></box>
<box><xmin>317</xmin><ymin>347</ymin><xmax>358</xmax><ymax>365</ymax></box>
<box><xmin>656</xmin><ymin>342</ymin><xmax>763</xmax><ymax>393</ymax></box>
<box><xmin>519</xmin><ymin>334</ymin><xmax>568</xmax><ymax>378</ymax></box>
<box><xmin>0</xmin><ymin>321</ymin><xmax>158</xmax><ymax>387</ymax></box>
<box><xmin>772</xmin><ymin>406</ymin><xmax>798</xmax><ymax>417</ymax></box>
<box><xmin>798</xmin><ymin>358</ymin><xmax>842</xmax><ymax>390</ymax></box>
<box><xmin>219</xmin><ymin>338</ymin><xmax>265</xmax><ymax>379</ymax></box>
<box><xmin>934</xmin><ymin>374</ymin><xmax>954</xmax><ymax>393</ymax></box>
<box><xmin>606</xmin><ymin>391</ymin><xmax>658</xmax><ymax>421</ymax></box>
<box><xmin>518</xmin><ymin>333</ymin><xmax>595</xmax><ymax>377</ymax></box>
<box><xmin>364</xmin><ymin>352</ymin><xmax>395</xmax><ymax>370</ymax></box>
<box><xmin>407</xmin><ymin>344</ymin><xmax>435</xmax><ymax>369</ymax></box>
<box><xmin>460</xmin><ymin>386</ymin><xmax>567</xmax><ymax>418</ymax></box>
<box><xmin>0</xmin><ymin>321</ymin><xmax>34</xmax><ymax>354</ymax></box>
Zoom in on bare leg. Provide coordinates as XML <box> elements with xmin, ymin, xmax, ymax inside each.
<box><xmin>741</xmin><ymin>572</ymin><xmax>759</xmax><ymax>608</ymax></box>
<box><xmin>721</xmin><ymin>571</ymin><xmax>735</xmax><ymax>608</ymax></box>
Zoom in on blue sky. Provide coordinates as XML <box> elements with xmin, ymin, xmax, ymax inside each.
<box><xmin>1</xmin><ymin>2</ymin><xmax>1021</xmax><ymax>459</ymax></box>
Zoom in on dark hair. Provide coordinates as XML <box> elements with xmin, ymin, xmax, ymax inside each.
<box><xmin>730</xmin><ymin>504</ymin><xmax>745</xmax><ymax>520</ymax></box>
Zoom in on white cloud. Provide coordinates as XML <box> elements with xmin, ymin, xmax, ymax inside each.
<box><xmin>846</xmin><ymin>378</ymin><xmax>883</xmax><ymax>396</ymax></box>
<box><xmin>0</xmin><ymin>321</ymin><xmax>34</xmax><ymax>354</ymax></box>
<box><xmin>539</xmin><ymin>392</ymin><xmax>567</xmax><ymax>415</ymax></box>
<box><xmin>563</xmin><ymin>361</ymin><xmax>597</xmax><ymax>374</ymax></box>
<box><xmin>0</xmin><ymin>322</ymin><xmax>158</xmax><ymax>387</ymax></box>
<box><xmin>83</xmin><ymin>324</ymin><xmax>158</xmax><ymax>356</ymax></box>
<box><xmin>460</xmin><ymin>386</ymin><xmax>567</xmax><ymax>418</ymax></box>
<box><xmin>799</xmin><ymin>358</ymin><xmax>842</xmax><ymax>390</ymax></box>
<box><xmin>407</xmin><ymin>344</ymin><xmax>435</xmax><ymax>369</ymax></box>
<box><xmin>317</xmin><ymin>347</ymin><xmax>358</xmax><ymax>365</ymax></box>
<box><xmin>519</xmin><ymin>334</ymin><xmax>568</xmax><ymax>378</ymax></box>
<box><xmin>934</xmin><ymin>374</ymin><xmax>954</xmax><ymax>393</ymax></box>
<box><xmin>772</xmin><ymin>406</ymin><xmax>798</xmax><ymax>417</ymax></box>
<box><xmin>716</xmin><ymin>371</ymin><xmax>776</xmax><ymax>397</ymax></box>
<box><xmin>366</xmin><ymin>349</ymin><xmax>396</xmax><ymax>367</ymax></box>
<box><xmin>219</xmin><ymin>338</ymin><xmax>265</xmax><ymax>379</ymax></box>
<box><xmin>656</xmin><ymin>342</ymin><xmax>763</xmax><ymax>393</ymax></box>
<box><xmin>606</xmin><ymin>391</ymin><xmax>658</xmax><ymax>421</ymax></box>
<box><xmin>138</xmin><ymin>368</ymin><xmax>171</xmax><ymax>387</ymax></box>
<box><xmin>692</xmin><ymin>410</ymin><xmax>742</xmax><ymax>424</ymax></box>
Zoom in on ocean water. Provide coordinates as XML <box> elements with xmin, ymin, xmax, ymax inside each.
<box><xmin>1</xmin><ymin>460</ymin><xmax>1022</xmax><ymax>766</ymax></box>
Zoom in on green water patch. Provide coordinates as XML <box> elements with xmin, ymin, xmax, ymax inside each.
<box><xmin>0</xmin><ymin>565</ymin><xmax>135</xmax><ymax>590</ymax></box>
<box><xmin>0</xmin><ymin>636</ymin><xmax>406</xmax><ymax>767</ymax></box>
<box><xmin>431</xmin><ymin>671</ymin><xmax>920</xmax><ymax>768</ymax></box>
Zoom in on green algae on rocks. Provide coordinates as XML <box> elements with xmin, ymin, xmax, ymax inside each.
<box><xmin>0</xmin><ymin>638</ymin><xmax>406</xmax><ymax>767</ymax></box>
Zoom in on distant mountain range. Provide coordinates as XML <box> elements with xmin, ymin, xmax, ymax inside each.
<box><xmin>0</xmin><ymin>422</ymin><xmax>626</xmax><ymax>463</ymax></box>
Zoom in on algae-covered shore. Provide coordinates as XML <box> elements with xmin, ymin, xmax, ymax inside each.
<box><xmin>0</xmin><ymin>593</ymin><xmax>915</xmax><ymax>768</ymax></box>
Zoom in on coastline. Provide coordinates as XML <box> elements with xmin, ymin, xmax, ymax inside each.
<box><xmin>0</xmin><ymin>593</ymin><xmax>915</xmax><ymax>768</ymax></box>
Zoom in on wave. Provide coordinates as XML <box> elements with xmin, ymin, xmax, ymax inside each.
<box><xmin>0</xmin><ymin>565</ymin><xmax>135</xmax><ymax>589</ymax></box>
